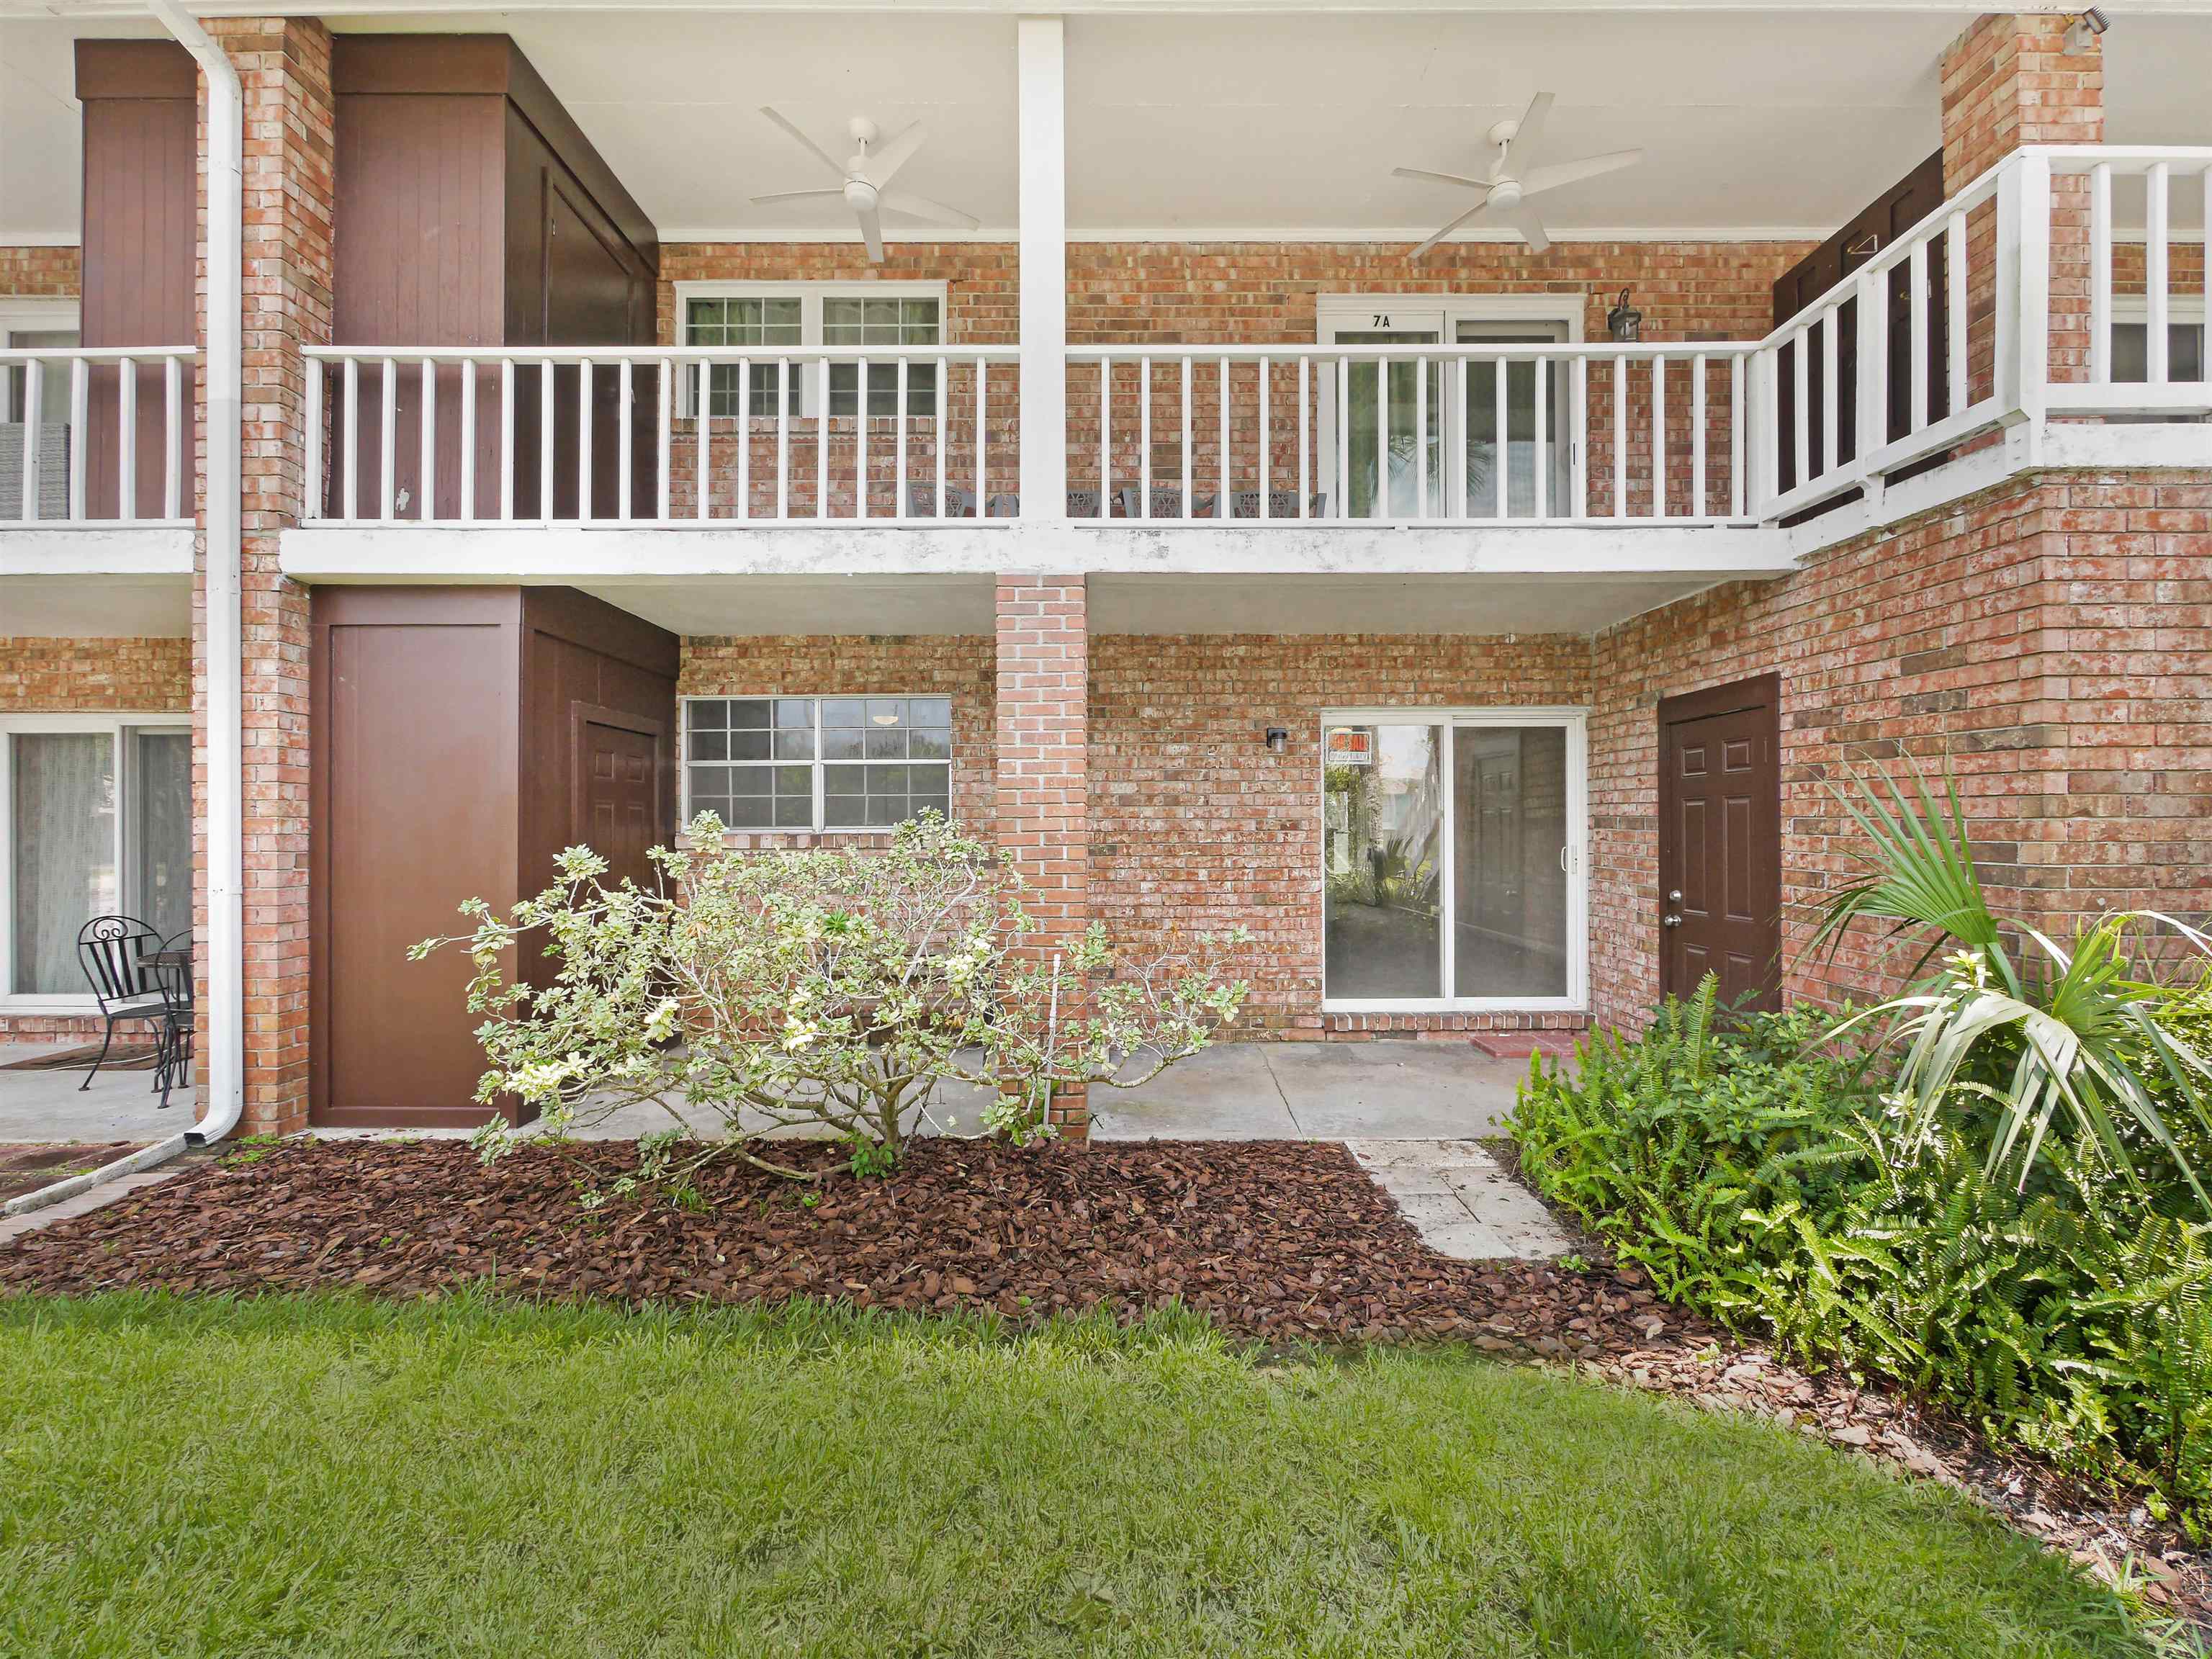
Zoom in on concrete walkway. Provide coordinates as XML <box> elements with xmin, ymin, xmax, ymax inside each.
<box><xmin>1348</xmin><ymin>1139</ymin><xmax>1575</xmax><ymax>1259</ymax></box>
<box><xmin>1090</xmin><ymin>1041</ymin><xmax>1523</xmax><ymax>1141</ymax></box>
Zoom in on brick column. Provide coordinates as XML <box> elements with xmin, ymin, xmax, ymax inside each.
<box><xmin>994</xmin><ymin>575</ymin><xmax>1090</xmax><ymax>1138</ymax></box>
<box><xmin>197</xmin><ymin>19</ymin><xmax>333</xmax><ymax>1135</ymax></box>
<box><xmin>1941</xmin><ymin>14</ymin><xmax>2104</xmax><ymax>390</ymax></box>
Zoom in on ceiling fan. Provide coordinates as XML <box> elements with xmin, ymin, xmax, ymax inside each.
<box><xmin>751</xmin><ymin>109</ymin><xmax>980</xmax><ymax>262</ymax></box>
<box><xmin>1393</xmin><ymin>92</ymin><xmax>1643</xmax><ymax>258</ymax></box>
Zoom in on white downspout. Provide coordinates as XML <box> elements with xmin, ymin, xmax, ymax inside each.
<box><xmin>148</xmin><ymin>0</ymin><xmax>245</xmax><ymax>1147</ymax></box>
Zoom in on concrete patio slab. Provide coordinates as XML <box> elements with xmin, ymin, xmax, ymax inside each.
<box><xmin>0</xmin><ymin>1044</ymin><xmax>199</xmax><ymax>1144</ymax></box>
<box><xmin>1089</xmin><ymin>1041</ymin><xmax>1521</xmax><ymax>1142</ymax></box>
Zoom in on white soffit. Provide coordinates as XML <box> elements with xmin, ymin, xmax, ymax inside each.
<box><xmin>0</xmin><ymin>17</ymin><xmax>163</xmax><ymax>242</ymax></box>
<box><xmin>572</xmin><ymin>571</ymin><xmax>1732</xmax><ymax>637</ymax></box>
<box><xmin>6</xmin><ymin>9</ymin><xmax>2210</xmax><ymax>243</ymax></box>
<box><xmin>0</xmin><ymin>574</ymin><xmax>193</xmax><ymax>637</ymax></box>
<box><xmin>340</xmin><ymin>9</ymin><xmax>1957</xmax><ymax>239</ymax></box>
<box><xmin>2104</xmin><ymin>15</ymin><xmax>2212</xmax><ymax>146</ymax></box>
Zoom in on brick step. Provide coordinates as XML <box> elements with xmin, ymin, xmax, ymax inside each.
<box><xmin>1467</xmin><ymin>1031</ymin><xmax>1584</xmax><ymax>1061</ymax></box>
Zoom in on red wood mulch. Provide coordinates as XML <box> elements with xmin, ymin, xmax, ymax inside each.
<box><xmin>0</xmin><ymin>1136</ymin><xmax>1696</xmax><ymax>1352</ymax></box>
<box><xmin>0</xmin><ymin>1142</ymin><xmax>146</xmax><ymax>1205</ymax></box>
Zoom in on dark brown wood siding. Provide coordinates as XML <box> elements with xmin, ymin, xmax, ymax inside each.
<box><xmin>310</xmin><ymin>585</ymin><xmax>676</xmax><ymax>1128</ymax></box>
<box><xmin>327</xmin><ymin>35</ymin><xmax>658</xmax><ymax>521</ymax></box>
<box><xmin>1771</xmin><ymin>153</ymin><xmax>1947</xmax><ymax>495</ymax></box>
<box><xmin>513</xmin><ymin>588</ymin><xmax>680</xmax><ymax>992</ymax></box>
<box><xmin>310</xmin><ymin>587</ymin><xmax>523</xmax><ymax>1128</ymax></box>
<box><xmin>75</xmin><ymin>40</ymin><xmax>197</xmax><ymax>521</ymax></box>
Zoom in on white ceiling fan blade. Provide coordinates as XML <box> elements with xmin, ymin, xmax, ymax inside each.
<box><xmin>1519</xmin><ymin>149</ymin><xmax>1645</xmax><ymax>197</ymax></box>
<box><xmin>881</xmin><ymin>190</ymin><xmax>980</xmax><ymax>230</ymax></box>
<box><xmin>861</xmin><ymin>121</ymin><xmax>928</xmax><ymax>189</ymax></box>
<box><xmin>1411</xmin><ymin>197</ymin><xmax>1495</xmax><ymax>259</ymax></box>
<box><xmin>750</xmin><ymin>189</ymin><xmax>850</xmax><ymax>206</ymax></box>
<box><xmin>857</xmin><ymin>203</ymin><xmax>886</xmax><ymax>263</ymax></box>
<box><xmin>1392</xmin><ymin>166</ymin><xmax>1493</xmax><ymax>193</ymax></box>
<box><xmin>1509</xmin><ymin>202</ymin><xmax>1552</xmax><ymax>256</ymax></box>
<box><xmin>1501</xmin><ymin>91</ymin><xmax>1554</xmax><ymax>179</ymax></box>
<box><xmin>759</xmin><ymin>107</ymin><xmax>846</xmax><ymax>176</ymax></box>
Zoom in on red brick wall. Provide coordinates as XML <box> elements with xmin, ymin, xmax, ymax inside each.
<box><xmin>997</xmin><ymin>577</ymin><xmax>1091</xmax><ymax>1127</ymax></box>
<box><xmin>197</xmin><ymin>19</ymin><xmax>336</xmax><ymax>1135</ymax></box>
<box><xmin>0</xmin><ymin>637</ymin><xmax>193</xmax><ymax>1044</ymax></box>
<box><xmin>1586</xmin><ymin>467</ymin><xmax>2212</xmax><ymax>1032</ymax></box>
<box><xmin>1089</xmin><ymin>632</ymin><xmax>1593</xmax><ymax>1039</ymax></box>
<box><xmin>1941</xmin><ymin>14</ymin><xmax>2104</xmax><ymax>392</ymax></box>
<box><xmin>0</xmin><ymin>637</ymin><xmax>192</xmax><ymax>711</ymax></box>
<box><xmin>0</xmin><ymin>246</ymin><xmax>81</xmax><ymax>298</ymax></box>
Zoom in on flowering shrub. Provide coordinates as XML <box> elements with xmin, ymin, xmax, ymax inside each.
<box><xmin>412</xmin><ymin>811</ymin><xmax>1249</xmax><ymax>1183</ymax></box>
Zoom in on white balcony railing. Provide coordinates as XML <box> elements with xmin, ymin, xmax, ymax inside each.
<box><xmin>2064</xmin><ymin>147</ymin><xmax>2212</xmax><ymax>415</ymax></box>
<box><xmin>1067</xmin><ymin>344</ymin><xmax>1756</xmax><ymax>524</ymax></box>
<box><xmin>286</xmin><ymin>147</ymin><xmax>2210</xmax><ymax>539</ymax></box>
<box><xmin>300</xmin><ymin>346</ymin><xmax>1021</xmax><ymax>527</ymax></box>
<box><xmin>0</xmin><ymin>347</ymin><xmax>197</xmax><ymax>527</ymax></box>
<box><xmin>1753</xmin><ymin>146</ymin><xmax>2212</xmax><ymax>521</ymax></box>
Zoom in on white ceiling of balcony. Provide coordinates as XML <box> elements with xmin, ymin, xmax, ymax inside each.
<box><xmin>3</xmin><ymin>9</ymin><xmax>2210</xmax><ymax>244</ymax></box>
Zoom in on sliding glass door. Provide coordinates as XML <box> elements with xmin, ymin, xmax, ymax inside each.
<box><xmin>1323</xmin><ymin>711</ymin><xmax>1584</xmax><ymax>1010</ymax></box>
<box><xmin>1319</xmin><ymin>299</ymin><xmax>1579</xmax><ymax>521</ymax></box>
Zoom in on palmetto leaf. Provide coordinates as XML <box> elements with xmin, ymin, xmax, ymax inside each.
<box><xmin>1810</xmin><ymin>765</ymin><xmax>1999</xmax><ymax>979</ymax></box>
<box><xmin>1817</xmin><ymin>763</ymin><xmax>2212</xmax><ymax>1211</ymax></box>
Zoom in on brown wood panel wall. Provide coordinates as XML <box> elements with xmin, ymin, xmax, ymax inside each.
<box><xmin>328</xmin><ymin>35</ymin><xmax>658</xmax><ymax>522</ymax></box>
<box><xmin>310</xmin><ymin>587</ymin><xmax>523</xmax><ymax>1128</ymax></box>
<box><xmin>513</xmin><ymin>588</ymin><xmax>679</xmax><ymax>993</ymax></box>
<box><xmin>75</xmin><ymin>41</ymin><xmax>197</xmax><ymax>521</ymax></box>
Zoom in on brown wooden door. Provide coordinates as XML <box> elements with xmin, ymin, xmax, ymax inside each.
<box><xmin>576</xmin><ymin>712</ymin><xmax>661</xmax><ymax>889</ymax></box>
<box><xmin>1658</xmin><ymin>675</ymin><xmax>1781</xmax><ymax>1012</ymax></box>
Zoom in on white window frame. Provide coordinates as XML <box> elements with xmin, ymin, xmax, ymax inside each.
<box><xmin>0</xmin><ymin>295</ymin><xmax>81</xmax><ymax>341</ymax></box>
<box><xmin>673</xmin><ymin>279</ymin><xmax>950</xmax><ymax>418</ymax></box>
<box><xmin>1316</xmin><ymin>294</ymin><xmax>1584</xmax><ymax>519</ymax></box>
<box><xmin>0</xmin><ymin>711</ymin><xmax>191</xmax><ymax>1012</ymax></box>
<box><xmin>2110</xmin><ymin>294</ymin><xmax>2207</xmax><ymax>377</ymax></box>
<box><xmin>1319</xmin><ymin>706</ymin><xmax>1588</xmax><ymax>1015</ymax></box>
<box><xmin>0</xmin><ymin>297</ymin><xmax>81</xmax><ymax>424</ymax></box>
<box><xmin>678</xmin><ymin>693</ymin><xmax>954</xmax><ymax>835</ymax></box>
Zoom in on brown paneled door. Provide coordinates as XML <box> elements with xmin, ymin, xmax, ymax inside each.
<box><xmin>574</xmin><ymin>706</ymin><xmax>663</xmax><ymax>889</ymax></box>
<box><xmin>1658</xmin><ymin>675</ymin><xmax>1781</xmax><ymax>1012</ymax></box>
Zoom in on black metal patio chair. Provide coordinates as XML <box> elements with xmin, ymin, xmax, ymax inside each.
<box><xmin>147</xmin><ymin>930</ymin><xmax>194</xmax><ymax>1110</ymax></box>
<box><xmin>74</xmin><ymin>914</ymin><xmax>169</xmax><ymax>1091</ymax></box>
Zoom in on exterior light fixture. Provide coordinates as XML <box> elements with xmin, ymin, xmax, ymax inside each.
<box><xmin>2069</xmin><ymin>8</ymin><xmax>2108</xmax><ymax>52</ymax></box>
<box><xmin>1607</xmin><ymin>289</ymin><xmax>1643</xmax><ymax>343</ymax></box>
<box><xmin>1264</xmin><ymin>727</ymin><xmax>1289</xmax><ymax>754</ymax></box>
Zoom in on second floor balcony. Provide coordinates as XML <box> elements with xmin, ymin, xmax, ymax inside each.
<box><xmin>4</xmin><ymin>9</ymin><xmax>2206</xmax><ymax>599</ymax></box>
<box><xmin>285</xmin><ymin>143</ymin><xmax>2211</xmax><ymax>573</ymax></box>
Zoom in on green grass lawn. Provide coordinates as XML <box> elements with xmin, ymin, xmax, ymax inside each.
<box><xmin>0</xmin><ymin>1293</ymin><xmax>2152</xmax><ymax>1658</ymax></box>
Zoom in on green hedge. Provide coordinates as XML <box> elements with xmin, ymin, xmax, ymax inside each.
<box><xmin>1513</xmin><ymin>980</ymin><xmax>2212</xmax><ymax>1531</ymax></box>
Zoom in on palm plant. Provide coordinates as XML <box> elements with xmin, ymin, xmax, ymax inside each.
<box><xmin>1814</xmin><ymin>765</ymin><xmax>2212</xmax><ymax>1210</ymax></box>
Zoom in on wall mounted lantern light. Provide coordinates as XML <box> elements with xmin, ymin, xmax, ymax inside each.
<box><xmin>1264</xmin><ymin>728</ymin><xmax>1289</xmax><ymax>754</ymax></box>
<box><xmin>1607</xmin><ymin>289</ymin><xmax>1643</xmax><ymax>343</ymax></box>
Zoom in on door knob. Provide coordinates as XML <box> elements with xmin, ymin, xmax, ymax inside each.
<box><xmin>1662</xmin><ymin>914</ymin><xmax>1682</xmax><ymax>928</ymax></box>
<box><xmin>1668</xmin><ymin>889</ymin><xmax>1683</xmax><ymax>903</ymax></box>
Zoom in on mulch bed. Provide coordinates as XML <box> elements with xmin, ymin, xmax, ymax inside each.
<box><xmin>0</xmin><ymin>1142</ymin><xmax>145</xmax><ymax>1205</ymax></box>
<box><xmin>1</xmin><ymin>1133</ymin><xmax>2203</xmax><ymax>1627</ymax></box>
<box><xmin>0</xmin><ymin>1136</ymin><xmax>1697</xmax><ymax>1350</ymax></box>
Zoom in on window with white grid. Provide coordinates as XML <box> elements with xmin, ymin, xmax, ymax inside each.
<box><xmin>678</xmin><ymin>284</ymin><xmax>946</xmax><ymax>419</ymax></box>
<box><xmin>683</xmin><ymin>696</ymin><xmax>952</xmax><ymax>832</ymax></box>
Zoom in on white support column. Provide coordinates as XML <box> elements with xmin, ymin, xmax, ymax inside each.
<box><xmin>1017</xmin><ymin>15</ymin><xmax>1067</xmax><ymax>522</ymax></box>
